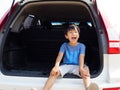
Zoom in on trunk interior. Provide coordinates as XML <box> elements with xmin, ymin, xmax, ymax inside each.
<box><xmin>2</xmin><ymin>1</ymin><xmax>102</xmax><ymax>78</ymax></box>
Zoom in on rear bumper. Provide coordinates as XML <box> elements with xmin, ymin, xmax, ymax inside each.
<box><xmin>0</xmin><ymin>73</ymin><xmax>120</xmax><ymax>90</ymax></box>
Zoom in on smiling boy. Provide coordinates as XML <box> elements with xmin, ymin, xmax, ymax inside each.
<box><xmin>43</xmin><ymin>24</ymin><xmax>99</xmax><ymax>90</ymax></box>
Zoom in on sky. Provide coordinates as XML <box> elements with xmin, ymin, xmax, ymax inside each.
<box><xmin>97</xmin><ymin>0</ymin><xmax>120</xmax><ymax>25</ymax></box>
<box><xmin>0</xmin><ymin>0</ymin><xmax>14</xmax><ymax>19</ymax></box>
<box><xmin>97</xmin><ymin>0</ymin><xmax>120</xmax><ymax>39</ymax></box>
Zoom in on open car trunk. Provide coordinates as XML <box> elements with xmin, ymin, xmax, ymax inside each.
<box><xmin>2</xmin><ymin>1</ymin><xmax>103</xmax><ymax>77</ymax></box>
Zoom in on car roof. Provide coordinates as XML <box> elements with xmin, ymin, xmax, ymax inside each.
<box><xmin>20</xmin><ymin>0</ymin><xmax>95</xmax><ymax>5</ymax></box>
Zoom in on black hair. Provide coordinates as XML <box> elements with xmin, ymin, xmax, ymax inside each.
<box><xmin>64</xmin><ymin>24</ymin><xmax>80</xmax><ymax>35</ymax></box>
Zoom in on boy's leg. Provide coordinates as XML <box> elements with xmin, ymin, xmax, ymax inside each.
<box><xmin>82</xmin><ymin>73</ymin><xmax>91</xmax><ymax>89</ymax></box>
<box><xmin>82</xmin><ymin>66</ymin><xmax>91</xmax><ymax>88</ymax></box>
<box><xmin>43</xmin><ymin>72</ymin><xmax>60</xmax><ymax>90</ymax></box>
<box><xmin>43</xmin><ymin>65</ymin><xmax>70</xmax><ymax>90</ymax></box>
<box><xmin>82</xmin><ymin>66</ymin><xmax>99</xmax><ymax>90</ymax></box>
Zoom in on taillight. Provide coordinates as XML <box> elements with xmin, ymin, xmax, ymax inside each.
<box><xmin>103</xmin><ymin>87</ymin><xmax>120</xmax><ymax>90</ymax></box>
<box><xmin>109</xmin><ymin>40</ymin><xmax>120</xmax><ymax>54</ymax></box>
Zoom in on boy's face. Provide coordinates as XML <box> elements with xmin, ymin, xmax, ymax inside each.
<box><xmin>65</xmin><ymin>29</ymin><xmax>79</xmax><ymax>44</ymax></box>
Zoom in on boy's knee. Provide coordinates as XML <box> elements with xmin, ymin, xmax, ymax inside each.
<box><xmin>43</xmin><ymin>87</ymin><xmax>49</xmax><ymax>90</ymax></box>
<box><xmin>50</xmin><ymin>71</ymin><xmax>60</xmax><ymax>78</ymax></box>
<box><xmin>84</xmin><ymin>66</ymin><xmax>90</xmax><ymax>72</ymax></box>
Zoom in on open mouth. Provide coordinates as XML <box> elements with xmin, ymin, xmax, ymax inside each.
<box><xmin>71</xmin><ymin>37</ymin><xmax>77</xmax><ymax>40</ymax></box>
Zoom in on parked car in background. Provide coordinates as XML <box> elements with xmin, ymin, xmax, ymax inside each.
<box><xmin>0</xmin><ymin>0</ymin><xmax>120</xmax><ymax>90</ymax></box>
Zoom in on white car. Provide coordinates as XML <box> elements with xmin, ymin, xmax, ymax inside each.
<box><xmin>0</xmin><ymin>0</ymin><xmax>120</xmax><ymax>90</ymax></box>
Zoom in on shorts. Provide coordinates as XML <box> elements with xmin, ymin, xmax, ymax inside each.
<box><xmin>59</xmin><ymin>64</ymin><xmax>81</xmax><ymax>77</ymax></box>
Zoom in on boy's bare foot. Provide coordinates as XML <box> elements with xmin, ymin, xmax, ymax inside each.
<box><xmin>31</xmin><ymin>88</ymin><xmax>38</xmax><ymax>90</ymax></box>
<box><xmin>87</xmin><ymin>82</ymin><xmax>99</xmax><ymax>90</ymax></box>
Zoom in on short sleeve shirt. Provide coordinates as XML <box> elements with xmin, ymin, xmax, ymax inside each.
<box><xmin>59</xmin><ymin>42</ymin><xmax>86</xmax><ymax>65</ymax></box>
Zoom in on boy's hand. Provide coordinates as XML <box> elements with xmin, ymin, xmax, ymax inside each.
<box><xmin>50</xmin><ymin>66</ymin><xmax>60</xmax><ymax>76</ymax></box>
<box><xmin>80</xmin><ymin>66</ymin><xmax>90</xmax><ymax>79</ymax></box>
